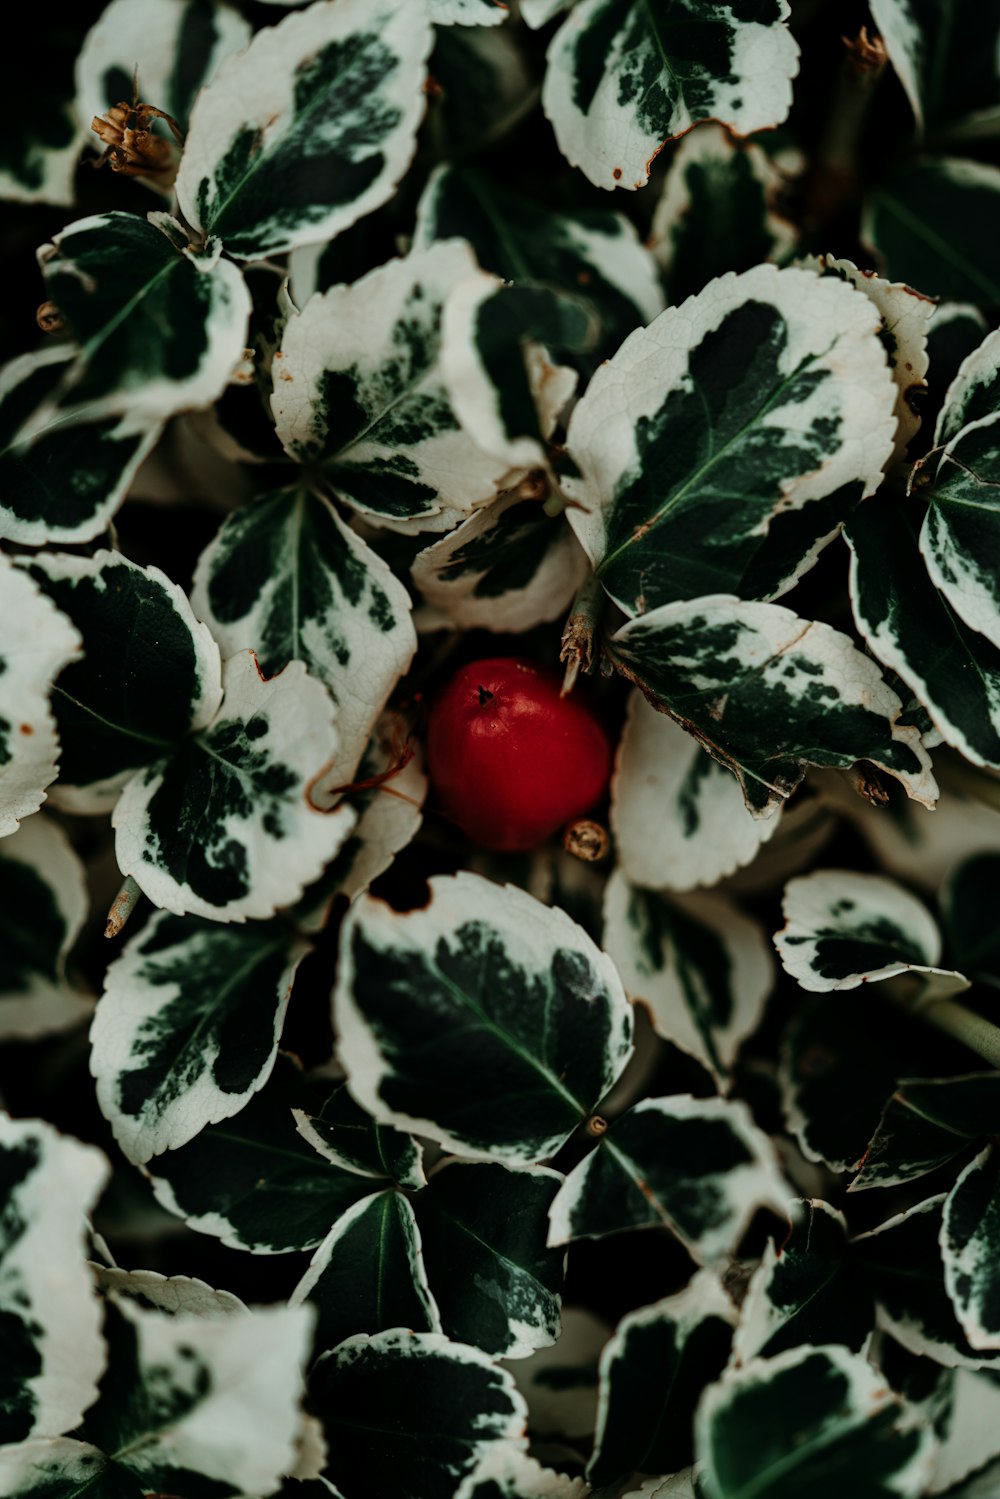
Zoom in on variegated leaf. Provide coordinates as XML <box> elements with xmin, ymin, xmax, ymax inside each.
<box><xmin>24</xmin><ymin>549</ymin><xmax>221</xmax><ymax>815</ymax></box>
<box><xmin>608</xmin><ymin>596</ymin><xmax>937</xmax><ymax>819</ymax></box>
<box><xmin>146</xmin><ymin>1055</ymin><xmax>376</xmax><ymax>1253</ymax></box>
<box><xmin>852</xmin><ymin>1073</ymin><xmax>1000</xmax><ymax>1192</ymax></box>
<box><xmin>920</xmin><ymin>413</ymin><xmax>1000</xmax><ymax>651</ymax></box>
<box><xmin>113</xmin><ymin>650</ymin><xmax>356</xmax><ymax>922</ymax></box>
<box><xmin>848</xmin><ymin>496</ymin><xmax>1000</xmax><ymax>768</ymax></box>
<box><xmin>547</xmin><ymin>1095</ymin><xmax>789</xmax><ymax>1264</ymax></box>
<box><xmin>92</xmin><ymin>910</ymin><xmax>308</xmax><ymax>1164</ymax></box>
<box><xmin>294</xmin><ymin>1082</ymin><xmax>424</xmax><ymax>1187</ymax></box>
<box><xmin>799</xmin><ymin>254</ymin><xmax>932</xmax><ymax>463</ymax></box>
<box><xmin>175</xmin><ymin>0</ymin><xmax>433</xmax><ymax>260</ymax></box>
<box><xmin>411</xmin><ymin>484</ymin><xmax>588</xmax><ymax>632</ymax></box>
<box><xmin>542</xmin><ymin>0</ymin><xmax>799</xmax><ymax>192</ymax></box>
<box><xmin>563</xmin><ymin>266</ymin><xmax>896</xmax><ymax>616</ymax></box>
<box><xmin>611</xmin><ymin>691</ymin><xmax>778</xmax><ymax>891</ymax></box>
<box><xmin>414</xmin><ymin>1160</ymin><xmax>565</xmax><ymax>1359</ymax></box>
<box><xmin>0</xmin><ymin>20</ymin><xmax>83</xmax><ymax>208</ymax></box>
<box><xmin>520</xmin><ymin>0</ymin><xmax>572</xmax><ymax>24</ymax></box>
<box><xmin>293</xmin><ymin>715</ymin><xmax>427</xmax><ymax>924</ymax></box>
<box><xmin>935</xmin><ymin>327</ymin><xmax>1000</xmax><ymax>446</ymax></box>
<box><xmin>0</xmin><ymin>1439</ymin><xmax>141</xmax><ymax>1499</ymax></box>
<box><xmin>0</xmin><ymin>555</ymin><xmax>82</xmax><ymax>836</ymax></box>
<box><xmin>508</xmin><ymin>1306</ymin><xmax>607</xmax><ymax>1442</ymax></box>
<box><xmin>457</xmin><ymin>1450</ymin><xmax>588</xmax><ymax>1499</ymax></box>
<box><xmin>311</xmin><ymin>1330</ymin><xmax>528</xmax><ymax>1499</ymax></box>
<box><xmin>589</xmin><ymin>1271</ymin><xmax>734</xmax><ymax>1487</ymax></box>
<box><xmin>440</xmin><ymin>278</ymin><xmax>584</xmax><ymax>471</ymax></box>
<box><xmin>0</xmin><ymin>348</ymin><xmax>163</xmax><ymax>546</ymax></box>
<box><xmin>732</xmin><ymin>1200</ymin><xmax>872</xmax><ymax>1364</ymax></box>
<box><xmin>76</xmin><ymin>0</ymin><xmax>251</xmax><ymax>136</ymax></box>
<box><xmin>91</xmin><ymin>1267</ymin><xmax>246</xmax><ymax>1319</ymax></box>
<box><xmin>869</xmin><ymin>0</ymin><xmax>1000</xmax><ymax>137</ymax></box>
<box><xmin>77</xmin><ymin>1294</ymin><xmax>313</xmax><ymax>1497</ymax></box>
<box><xmin>272</xmin><ymin>243</ymin><xmax>520</xmax><ymax>530</ymax></box>
<box><xmin>864</xmin><ymin>158</ymin><xmax>1000</xmax><ymax>304</ymax></box>
<box><xmin>334</xmin><ymin>871</ymin><xmax>633</xmax><ymax>1165</ymax></box>
<box><xmin>918</xmin><ymin>1367</ymin><xmax>1000</xmax><ymax>1496</ymax></box>
<box><xmin>414</xmin><ymin>164</ymin><xmax>664</xmax><ymax>356</ymax></box>
<box><xmin>191</xmin><ymin>485</ymin><xmax>416</xmax><ymax>794</ymax></box>
<box><xmin>604</xmin><ymin>872</ymin><xmax>773</xmax><ymax>1086</ymax></box>
<box><xmin>853</xmin><ymin>1195</ymin><xmax>1000</xmax><ymax>1371</ymax></box>
<box><xmin>0</xmin><ymin>1116</ymin><xmax>109</xmax><ymax>1445</ymax></box>
<box><xmin>291</xmin><ymin>1190</ymin><xmax>439</xmax><ymax>1353</ymax></box>
<box><xmin>0</xmin><ymin>815</ymin><xmax>90</xmax><ymax>1041</ymax></box>
<box><xmin>696</xmin><ymin>1344</ymin><xmax>936</xmax><ymax>1499</ymax></box>
<box><xmin>942</xmin><ymin>1144</ymin><xmax>1000</xmax><ymax>1353</ymax></box>
<box><xmin>431</xmin><ymin>0</ymin><xmax>509</xmax><ymax>23</ymax></box>
<box><xmin>650</xmin><ymin>124</ymin><xmax>799</xmax><ymax>304</ymax></box>
<box><xmin>36</xmin><ymin>212</ymin><xmax>250</xmax><ymax>424</ymax></box>
<box><xmin>774</xmin><ymin>869</ymin><xmax>966</xmax><ymax>995</ymax></box>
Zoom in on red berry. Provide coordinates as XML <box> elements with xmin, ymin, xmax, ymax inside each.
<box><xmin>426</xmin><ymin>657</ymin><xmax>612</xmax><ymax>852</ymax></box>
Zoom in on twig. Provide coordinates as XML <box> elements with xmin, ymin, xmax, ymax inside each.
<box><xmin>105</xmin><ymin>875</ymin><xmax>143</xmax><ymax>939</ymax></box>
<box><xmin>560</xmin><ymin>574</ymin><xmax>605</xmax><ymax>696</ymax></box>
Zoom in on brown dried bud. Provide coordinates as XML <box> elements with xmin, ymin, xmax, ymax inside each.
<box><xmin>36</xmin><ymin>301</ymin><xmax>63</xmax><ymax>334</ymax></box>
<box><xmin>587</xmin><ymin>1115</ymin><xmax>609</xmax><ymax>1136</ymax></box>
<box><xmin>563</xmin><ymin>818</ymin><xmax>610</xmax><ymax>863</ymax></box>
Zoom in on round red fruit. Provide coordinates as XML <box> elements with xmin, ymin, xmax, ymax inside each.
<box><xmin>426</xmin><ymin>657</ymin><xmax>612</xmax><ymax>852</ymax></box>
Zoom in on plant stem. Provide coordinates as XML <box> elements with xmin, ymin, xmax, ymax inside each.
<box><xmin>560</xmin><ymin>573</ymin><xmax>605</xmax><ymax>695</ymax></box>
<box><xmin>802</xmin><ymin>26</ymin><xmax>887</xmax><ymax>231</ymax></box>
<box><xmin>885</xmin><ymin>976</ymin><xmax>1000</xmax><ymax>1070</ymax></box>
<box><xmin>105</xmin><ymin>875</ymin><xmax>143</xmax><ymax>939</ymax></box>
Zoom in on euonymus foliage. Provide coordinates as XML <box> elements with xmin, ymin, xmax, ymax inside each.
<box><xmin>2</xmin><ymin>1</ymin><xmax>1000</xmax><ymax>1496</ymax></box>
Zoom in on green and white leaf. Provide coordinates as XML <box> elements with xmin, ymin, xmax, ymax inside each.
<box><xmin>542</xmin><ymin>0</ymin><xmax>799</xmax><ymax>192</ymax></box>
<box><xmin>864</xmin><ymin>158</ymin><xmax>1000</xmax><ymax>305</ymax></box>
<box><xmin>76</xmin><ymin>0</ymin><xmax>251</xmax><ymax>134</ymax></box>
<box><xmin>853</xmin><ymin>1195</ymin><xmax>1000</xmax><ymax>1371</ymax></box>
<box><xmin>774</xmin><ymin>869</ymin><xmax>967</xmax><ymax>996</ymax></box>
<box><xmin>272</xmin><ymin>243</ymin><xmax>522</xmax><ymax>530</ymax></box>
<box><xmin>604</xmin><ymin>873</ymin><xmax>773</xmax><ymax>1085</ymax></box>
<box><xmin>563</xmin><ymin>266</ymin><xmax>896</xmax><ymax>617</ymax></box>
<box><xmin>293</xmin><ymin>715</ymin><xmax>427</xmax><ymax>924</ymax></box>
<box><xmin>431</xmin><ymin>0</ymin><xmax>509</xmax><ymax>24</ymax></box>
<box><xmin>414</xmin><ymin>1159</ymin><xmax>566</xmax><ymax>1359</ymax></box>
<box><xmin>853</xmin><ymin>1073</ymin><xmax>1000</xmax><ymax>1191</ymax></box>
<box><xmin>92</xmin><ymin>910</ymin><xmax>308</xmax><ymax>1164</ymax></box>
<box><xmin>146</xmin><ymin>1055</ymin><xmax>376</xmax><ymax>1253</ymax></box>
<box><xmin>733</xmin><ymin>1199</ymin><xmax>873</xmax><ymax>1363</ymax></box>
<box><xmin>0</xmin><ymin>1116</ymin><xmax>109</xmax><ymax>1445</ymax></box>
<box><xmin>0</xmin><ymin>107</ymin><xmax>83</xmax><ymax>207</ymax></box>
<box><xmin>440</xmin><ymin>277</ymin><xmax>583</xmax><ymax>471</ymax></box>
<box><xmin>291</xmin><ymin>1189</ymin><xmax>439</xmax><ymax>1353</ymax></box>
<box><xmin>919</xmin><ymin>1367</ymin><xmax>1000</xmax><ymax>1495</ymax></box>
<box><xmin>457</xmin><ymin>1449</ymin><xmax>588</xmax><ymax>1499</ymax></box>
<box><xmin>293</xmin><ymin>1081</ymin><xmax>424</xmax><ymax>1187</ymax></box>
<box><xmin>608</xmin><ymin>596</ymin><xmax>937</xmax><ymax>818</ymax></box>
<box><xmin>942</xmin><ymin>1144</ymin><xmax>1000</xmax><ymax>1352</ymax></box>
<box><xmin>935</xmin><ymin>327</ymin><xmax>1000</xmax><ymax>445</ymax></box>
<box><xmin>547</xmin><ymin>1095</ymin><xmax>789</xmax><ymax>1264</ymax></box>
<box><xmin>589</xmin><ymin>1271</ymin><xmax>734</xmax><ymax>1487</ymax></box>
<box><xmin>334</xmin><ymin>871</ymin><xmax>633</xmax><ymax>1165</ymax></box>
<box><xmin>91</xmin><ymin>1266</ymin><xmax>246</xmax><ymax>1320</ymax></box>
<box><xmin>113</xmin><ymin>650</ymin><xmax>357</xmax><ymax>922</ymax></box>
<box><xmin>696</xmin><ymin>1343</ymin><xmax>936</xmax><ymax>1499</ymax></box>
<box><xmin>847</xmin><ymin>496</ymin><xmax>1000</xmax><ymax>769</ymax></box>
<box><xmin>0</xmin><ymin>347</ymin><xmax>163</xmax><ymax>546</ymax></box>
<box><xmin>520</xmin><ymin>0</ymin><xmax>572</xmax><ymax>24</ymax></box>
<box><xmin>175</xmin><ymin>0</ymin><xmax>433</xmax><ymax>259</ymax></box>
<box><xmin>191</xmin><ymin>485</ymin><xmax>416</xmax><ymax>794</ymax></box>
<box><xmin>413</xmin><ymin>164</ymin><xmax>664</xmax><ymax>353</ymax></box>
<box><xmin>0</xmin><ymin>555</ymin><xmax>82</xmax><ymax>836</ymax></box>
<box><xmin>650</xmin><ymin>124</ymin><xmax>799</xmax><ymax>303</ymax></box>
<box><xmin>78</xmin><ymin>1294</ymin><xmax>313</xmax><ymax>1497</ymax></box>
<box><xmin>0</xmin><ymin>1438</ymin><xmax>144</xmax><ymax>1499</ymax></box>
<box><xmin>611</xmin><ymin>691</ymin><xmax>779</xmax><ymax>891</ymax></box>
<box><xmin>411</xmin><ymin>485</ymin><xmax>588</xmax><ymax>632</ymax></box>
<box><xmin>37</xmin><ymin>212</ymin><xmax>250</xmax><ymax>424</ymax></box>
<box><xmin>25</xmin><ymin>549</ymin><xmax>221</xmax><ymax>815</ymax></box>
<box><xmin>920</xmin><ymin>413</ymin><xmax>1000</xmax><ymax>651</ymax></box>
<box><xmin>0</xmin><ymin>815</ymin><xmax>90</xmax><ymax>1040</ymax></box>
<box><xmin>798</xmin><ymin>253</ymin><xmax>932</xmax><ymax>462</ymax></box>
<box><xmin>311</xmin><ymin>1329</ymin><xmax>528</xmax><ymax>1499</ymax></box>
<box><xmin>868</xmin><ymin>0</ymin><xmax>1000</xmax><ymax>137</ymax></box>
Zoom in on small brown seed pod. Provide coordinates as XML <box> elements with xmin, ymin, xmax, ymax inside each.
<box><xmin>36</xmin><ymin>301</ymin><xmax>63</xmax><ymax>334</ymax></box>
<box><xmin>563</xmin><ymin>818</ymin><xmax>610</xmax><ymax>863</ymax></box>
